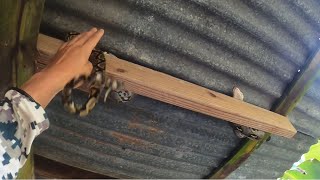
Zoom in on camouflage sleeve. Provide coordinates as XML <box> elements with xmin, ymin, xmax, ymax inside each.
<box><xmin>0</xmin><ymin>88</ymin><xmax>49</xmax><ymax>179</ymax></box>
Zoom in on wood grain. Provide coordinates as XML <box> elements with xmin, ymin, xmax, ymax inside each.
<box><xmin>36</xmin><ymin>34</ymin><xmax>297</xmax><ymax>138</ymax></box>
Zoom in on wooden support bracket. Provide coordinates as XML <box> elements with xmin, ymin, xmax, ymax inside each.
<box><xmin>36</xmin><ymin>34</ymin><xmax>297</xmax><ymax>138</ymax></box>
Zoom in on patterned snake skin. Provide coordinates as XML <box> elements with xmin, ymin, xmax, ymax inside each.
<box><xmin>61</xmin><ymin>32</ymin><xmax>133</xmax><ymax>116</ymax></box>
<box><xmin>61</xmin><ymin>32</ymin><xmax>107</xmax><ymax>116</ymax></box>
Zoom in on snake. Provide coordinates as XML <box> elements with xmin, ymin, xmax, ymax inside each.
<box><xmin>231</xmin><ymin>87</ymin><xmax>267</xmax><ymax>141</ymax></box>
<box><xmin>61</xmin><ymin>32</ymin><xmax>133</xmax><ymax>116</ymax></box>
<box><xmin>61</xmin><ymin>32</ymin><xmax>108</xmax><ymax>116</ymax></box>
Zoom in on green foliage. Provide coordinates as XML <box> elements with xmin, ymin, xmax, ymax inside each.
<box><xmin>282</xmin><ymin>160</ymin><xmax>320</xmax><ymax>179</ymax></box>
<box><xmin>280</xmin><ymin>140</ymin><xmax>320</xmax><ymax>179</ymax></box>
<box><xmin>304</xmin><ymin>140</ymin><xmax>320</xmax><ymax>162</ymax></box>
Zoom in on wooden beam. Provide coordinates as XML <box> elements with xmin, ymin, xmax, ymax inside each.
<box><xmin>36</xmin><ymin>34</ymin><xmax>297</xmax><ymax>138</ymax></box>
<box><xmin>209</xmin><ymin>47</ymin><xmax>320</xmax><ymax>178</ymax></box>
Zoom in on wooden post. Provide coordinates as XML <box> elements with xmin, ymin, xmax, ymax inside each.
<box><xmin>0</xmin><ymin>1</ymin><xmax>19</xmax><ymax>96</ymax></box>
<box><xmin>0</xmin><ymin>0</ymin><xmax>45</xmax><ymax>178</ymax></box>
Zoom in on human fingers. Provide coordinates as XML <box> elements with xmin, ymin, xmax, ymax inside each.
<box><xmin>73</xmin><ymin>28</ymin><xmax>98</xmax><ymax>46</ymax></box>
<box><xmin>58</xmin><ymin>42</ymin><xmax>68</xmax><ymax>50</ymax></box>
<box><xmin>59</xmin><ymin>28</ymin><xmax>97</xmax><ymax>50</ymax></box>
<box><xmin>65</xmin><ymin>33</ymin><xmax>82</xmax><ymax>46</ymax></box>
<box><xmin>83</xmin><ymin>29</ymin><xmax>104</xmax><ymax>53</ymax></box>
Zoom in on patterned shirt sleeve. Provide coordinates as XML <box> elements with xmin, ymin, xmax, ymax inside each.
<box><xmin>0</xmin><ymin>88</ymin><xmax>49</xmax><ymax>179</ymax></box>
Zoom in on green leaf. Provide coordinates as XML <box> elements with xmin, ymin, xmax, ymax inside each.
<box><xmin>281</xmin><ymin>159</ymin><xmax>320</xmax><ymax>179</ymax></box>
<box><xmin>280</xmin><ymin>140</ymin><xmax>320</xmax><ymax>179</ymax></box>
<box><xmin>304</xmin><ymin>140</ymin><xmax>320</xmax><ymax>162</ymax></box>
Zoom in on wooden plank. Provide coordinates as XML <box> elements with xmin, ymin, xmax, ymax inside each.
<box><xmin>36</xmin><ymin>34</ymin><xmax>297</xmax><ymax>138</ymax></box>
<box><xmin>209</xmin><ymin>48</ymin><xmax>320</xmax><ymax>178</ymax></box>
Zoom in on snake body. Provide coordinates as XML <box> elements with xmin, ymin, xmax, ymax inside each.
<box><xmin>61</xmin><ymin>32</ymin><xmax>106</xmax><ymax>116</ymax></box>
<box><xmin>61</xmin><ymin>32</ymin><xmax>133</xmax><ymax>116</ymax></box>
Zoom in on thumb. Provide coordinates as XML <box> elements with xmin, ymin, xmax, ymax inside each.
<box><xmin>73</xmin><ymin>63</ymin><xmax>93</xmax><ymax>88</ymax></box>
<box><xmin>84</xmin><ymin>62</ymin><xmax>93</xmax><ymax>77</ymax></box>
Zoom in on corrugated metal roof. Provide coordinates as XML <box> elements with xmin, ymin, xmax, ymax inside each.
<box><xmin>34</xmin><ymin>0</ymin><xmax>320</xmax><ymax>178</ymax></box>
<box><xmin>35</xmin><ymin>91</ymin><xmax>239</xmax><ymax>178</ymax></box>
<box><xmin>228</xmin><ymin>132</ymin><xmax>317</xmax><ymax>178</ymax></box>
<box><xmin>227</xmin><ymin>81</ymin><xmax>320</xmax><ymax>176</ymax></box>
<box><xmin>288</xmin><ymin>77</ymin><xmax>320</xmax><ymax>138</ymax></box>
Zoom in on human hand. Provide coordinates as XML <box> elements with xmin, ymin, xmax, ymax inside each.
<box><xmin>21</xmin><ymin>28</ymin><xmax>104</xmax><ymax>108</ymax></box>
<box><xmin>43</xmin><ymin>28</ymin><xmax>104</xmax><ymax>91</ymax></box>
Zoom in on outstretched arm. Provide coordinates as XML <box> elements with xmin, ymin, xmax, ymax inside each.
<box><xmin>0</xmin><ymin>28</ymin><xmax>104</xmax><ymax>179</ymax></box>
<box><xmin>22</xmin><ymin>28</ymin><xmax>104</xmax><ymax>108</ymax></box>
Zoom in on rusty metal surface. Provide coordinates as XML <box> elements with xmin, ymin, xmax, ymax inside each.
<box><xmin>34</xmin><ymin>0</ymin><xmax>320</xmax><ymax>178</ymax></box>
<box><xmin>34</xmin><ymin>91</ymin><xmax>239</xmax><ymax>178</ymax></box>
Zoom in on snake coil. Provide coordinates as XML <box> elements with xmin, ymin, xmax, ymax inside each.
<box><xmin>61</xmin><ymin>32</ymin><xmax>106</xmax><ymax>116</ymax></box>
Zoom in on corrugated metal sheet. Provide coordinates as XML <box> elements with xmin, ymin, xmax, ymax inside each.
<box><xmin>34</xmin><ymin>155</ymin><xmax>111</xmax><ymax>179</ymax></box>
<box><xmin>230</xmin><ymin>77</ymin><xmax>320</xmax><ymax>178</ymax></box>
<box><xmin>288</xmin><ymin>77</ymin><xmax>320</xmax><ymax>138</ymax></box>
<box><xmin>34</xmin><ymin>0</ymin><xmax>320</xmax><ymax>178</ymax></box>
<box><xmin>230</xmin><ymin>80</ymin><xmax>320</xmax><ymax>179</ymax></box>
<box><xmin>35</xmin><ymin>91</ymin><xmax>239</xmax><ymax>178</ymax></box>
<box><xmin>228</xmin><ymin>132</ymin><xmax>317</xmax><ymax>178</ymax></box>
<box><xmin>225</xmin><ymin>0</ymin><xmax>320</xmax><ymax>178</ymax></box>
<box><xmin>228</xmin><ymin>83</ymin><xmax>320</xmax><ymax>176</ymax></box>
